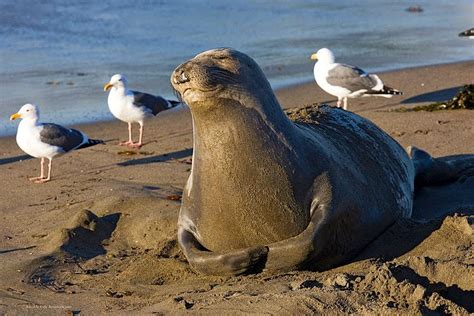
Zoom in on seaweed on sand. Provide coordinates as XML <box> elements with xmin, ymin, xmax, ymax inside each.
<box><xmin>395</xmin><ymin>84</ymin><xmax>474</xmax><ymax>112</ymax></box>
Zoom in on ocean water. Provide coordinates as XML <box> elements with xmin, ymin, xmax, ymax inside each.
<box><xmin>1</xmin><ymin>0</ymin><xmax>473</xmax><ymax>136</ymax></box>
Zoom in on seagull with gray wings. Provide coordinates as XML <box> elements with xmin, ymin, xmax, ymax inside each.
<box><xmin>311</xmin><ymin>48</ymin><xmax>402</xmax><ymax>110</ymax></box>
<box><xmin>10</xmin><ymin>104</ymin><xmax>102</xmax><ymax>183</ymax></box>
<box><xmin>104</xmin><ymin>74</ymin><xmax>181</xmax><ymax>148</ymax></box>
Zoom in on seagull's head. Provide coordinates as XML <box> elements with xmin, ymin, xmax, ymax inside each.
<box><xmin>10</xmin><ymin>103</ymin><xmax>39</xmax><ymax>121</ymax></box>
<box><xmin>104</xmin><ymin>74</ymin><xmax>128</xmax><ymax>91</ymax></box>
<box><xmin>310</xmin><ymin>48</ymin><xmax>335</xmax><ymax>64</ymax></box>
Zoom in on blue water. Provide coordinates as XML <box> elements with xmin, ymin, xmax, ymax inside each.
<box><xmin>1</xmin><ymin>0</ymin><xmax>473</xmax><ymax>136</ymax></box>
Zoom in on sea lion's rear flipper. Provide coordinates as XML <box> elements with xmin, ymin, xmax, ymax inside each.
<box><xmin>178</xmin><ymin>227</ymin><xmax>268</xmax><ymax>275</ymax></box>
<box><xmin>408</xmin><ymin>146</ymin><xmax>474</xmax><ymax>188</ymax></box>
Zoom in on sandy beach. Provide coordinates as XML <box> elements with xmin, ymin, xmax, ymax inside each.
<box><xmin>0</xmin><ymin>61</ymin><xmax>473</xmax><ymax>315</ymax></box>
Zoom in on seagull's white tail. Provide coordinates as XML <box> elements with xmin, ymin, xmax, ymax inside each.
<box><xmin>367</xmin><ymin>74</ymin><xmax>403</xmax><ymax>98</ymax></box>
<box><xmin>78</xmin><ymin>138</ymin><xmax>104</xmax><ymax>149</ymax></box>
<box><xmin>378</xmin><ymin>85</ymin><xmax>403</xmax><ymax>96</ymax></box>
<box><xmin>368</xmin><ymin>85</ymin><xmax>403</xmax><ymax>98</ymax></box>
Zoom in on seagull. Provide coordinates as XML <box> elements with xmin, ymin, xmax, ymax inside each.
<box><xmin>10</xmin><ymin>104</ymin><xmax>103</xmax><ymax>183</ymax></box>
<box><xmin>104</xmin><ymin>74</ymin><xmax>180</xmax><ymax>148</ymax></box>
<box><xmin>310</xmin><ymin>48</ymin><xmax>402</xmax><ymax>110</ymax></box>
<box><xmin>459</xmin><ymin>28</ymin><xmax>474</xmax><ymax>38</ymax></box>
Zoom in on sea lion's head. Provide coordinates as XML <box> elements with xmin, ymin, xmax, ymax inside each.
<box><xmin>171</xmin><ymin>48</ymin><xmax>279</xmax><ymax>115</ymax></box>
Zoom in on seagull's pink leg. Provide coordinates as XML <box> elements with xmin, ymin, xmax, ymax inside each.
<box><xmin>129</xmin><ymin>123</ymin><xmax>144</xmax><ymax>148</ymax></box>
<box><xmin>343</xmin><ymin>97</ymin><xmax>348</xmax><ymax>110</ymax></box>
<box><xmin>35</xmin><ymin>158</ymin><xmax>51</xmax><ymax>183</ymax></box>
<box><xmin>29</xmin><ymin>157</ymin><xmax>45</xmax><ymax>181</ymax></box>
<box><xmin>128</xmin><ymin>122</ymin><xmax>133</xmax><ymax>143</ymax></box>
<box><xmin>119</xmin><ymin>122</ymin><xmax>135</xmax><ymax>146</ymax></box>
<box><xmin>336</xmin><ymin>99</ymin><xmax>342</xmax><ymax>108</ymax></box>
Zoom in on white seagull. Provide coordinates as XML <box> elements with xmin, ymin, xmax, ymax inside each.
<box><xmin>104</xmin><ymin>74</ymin><xmax>180</xmax><ymax>148</ymax></box>
<box><xmin>10</xmin><ymin>104</ymin><xmax>102</xmax><ymax>183</ymax></box>
<box><xmin>310</xmin><ymin>48</ymin><xmax>402</xmax><ymax>110</ymax></box>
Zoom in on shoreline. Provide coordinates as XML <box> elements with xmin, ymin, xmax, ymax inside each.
<box><xmin>0</xmin><ymin>59</ymin><xmax>473</xmax><ymax>314</ymax></box>
<box><xmin>1</xmin><ymin>60</ymin><xmax>473</xmax><ymax>138</ymax></box>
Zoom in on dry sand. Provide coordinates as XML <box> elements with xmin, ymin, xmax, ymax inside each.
<box><xmin>0</xmin><ymin>61</ymin><xmax>473</xmax><ymax>315</ymax></box>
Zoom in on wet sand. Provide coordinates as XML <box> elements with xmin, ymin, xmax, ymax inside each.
<box><xmin>0</xmin><ymin>61</ymin><xmax>473</xmax><ymax>315</ymax></box>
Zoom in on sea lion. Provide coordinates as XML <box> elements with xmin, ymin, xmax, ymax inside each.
<box><xmin>170</xmin><ymin>48</ymin><xmax>473</xmax><ymax>275</ymax></box>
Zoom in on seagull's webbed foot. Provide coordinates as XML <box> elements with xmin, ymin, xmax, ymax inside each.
<box><xmin>34</xmin><ymin>178</ymin><xmax>50</xmax><ymax>184</ymax></box>
<box><xmin>29</xmin><ymin>176</ymin><xmax>45</xmax><ymax>182</ymax></box>
<box><xmin>128</xmin><ymin>142</ymin><xmax>143</xmax><ymax>149</ymax></box>
<box><xmin>119</xmin><ymin>140</ymin><xmax>142</xmax><ymax>148</ymax></box>
<box><xmin>119</xmin><ymin>140</ymin><xmax>135</xmax><ymax>146</ymax></box>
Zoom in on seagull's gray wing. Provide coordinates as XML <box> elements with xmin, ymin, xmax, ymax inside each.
<box><xmin>131</xmin><ymin>91</ymin><xmax>171</xmax><ymax>116</ymax></box>
<box><xmin>40</xmin><ymin>123</ymin><xmax>86</xmax><ymax>152</ymax></box>
<box><xmin>326</xmin><ymin>64</ymin><xmax>378</xmax><ymax>92</ymax></box>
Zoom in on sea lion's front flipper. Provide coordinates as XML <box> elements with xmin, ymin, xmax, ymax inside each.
<box><xmin>263</xmin><ymin>202</ymin><xmax>328</xmax><ymax>272</ymax></box>
<box><xmin>179</xmin><ymin>202</ymin><xmax>327</xmax><ymax>275</ymax></box>
<box><xmin>263</xmin><ymin>173</ymin><xmax>332</xmax><ymax>272</ymax></box>
<box><xmin>178</xmin><ymin>227</ymin><xmax>269</xmax><ymax>275</ymax></box>
<box><xmin>408</xmin><ymin>146</ymin><xmax>474</xmax><ymax>188</ymax></box>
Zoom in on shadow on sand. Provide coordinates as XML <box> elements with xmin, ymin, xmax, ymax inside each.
<box><xmin>0</xmin><ymin>245</ymin><xmax>36</xmax><ymax>255</ymax></box>
<box><xmin>24</xmin><ymin>211</ymin><xmax>121</xmax><ymax>288</ymax></box>
<box><xmin>117</xmin><ymin>148</ymin><xmax>193</xmax><ymax>166</ymax></box>
<box><xmin>59</xmin><ymin>211</ymin><xmax>121</xmax><ymax>260</ymax></box>
<box><xmin>401</xmin><ymin>86</ymin><xmax>461</xmax><ymax>104</ymax></box>
<box><xmin>0</xmin><ymin>154</ymin><xmax>31</xmax><ymax>165</ymax></box>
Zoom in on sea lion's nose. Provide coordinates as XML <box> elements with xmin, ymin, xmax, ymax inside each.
<box><xmin>173</xmin><ymin>67</ymin><xmax>190</xmax><ymax>85</ymax></box>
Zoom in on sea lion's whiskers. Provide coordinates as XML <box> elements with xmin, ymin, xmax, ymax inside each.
<box><xmin>172</xmin><ymin>86</ymin><xmax>184</xmax><ymax>103</ymax></box>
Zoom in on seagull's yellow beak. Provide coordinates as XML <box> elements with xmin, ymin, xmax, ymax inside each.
<box><xmin>310</xmin><ymin>53</ymin><xmax>318</xmax><ymax>61</ymax></box>
<box><xmin>10</xmin><ymin>113</ymin><xmax>21</xmax><ymax>120</ymax></box>
<box><xmin>103</xmin><ymin>83</ymin><xmax>113</xmax><ymax>91</ymax></box>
